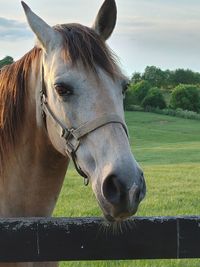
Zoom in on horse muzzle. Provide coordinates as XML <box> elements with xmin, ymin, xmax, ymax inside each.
<box><xmin>96</xmin><ymin>167</ymin><xmax>146</xmax><ymax>222</ymax></box>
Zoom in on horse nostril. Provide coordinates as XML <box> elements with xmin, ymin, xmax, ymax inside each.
<box><xmin>102</xmin><ymin>175</ymin><xmax>124</xmax><ymax>205</ymax></box>
<box><xmin>140</xmin><ymin>171</ymin><xmax>144</xmax><ymax>181</ymax></box>
<box><xmin>135</xmin><ymin>187</ymin><xmax>140</xmax><ymax>203</ymax></box>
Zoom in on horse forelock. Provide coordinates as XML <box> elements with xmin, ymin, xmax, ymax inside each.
<box><xmin>0</xmin><ymin>47</ymin><xmax>41</xmax><ymax>174</ymax></box>
<box><xmin>53</xmin><ymin>23</ymin><xmax>122</xmax><ymax>79</ymax></box>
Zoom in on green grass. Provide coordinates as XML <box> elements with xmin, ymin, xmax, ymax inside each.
<box><xmin>54</xmin><ymin>112</ymin><xmax>200</xmax><ymax>267</ymax></box>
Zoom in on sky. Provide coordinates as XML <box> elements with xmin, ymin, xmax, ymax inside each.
<box><xmin>1</xmin><ymin>0</ymin><xmax>200</xmax><ymax>76</ymax></box>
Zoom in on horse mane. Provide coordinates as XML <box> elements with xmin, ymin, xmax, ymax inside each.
<box><xmin>0</xmin><ymin>47</ymin><xmax>41</xmax><ymax>172</ymax></box>
<box><xmin>54</xmin><ymin>23</ymin><xmax>121</xmax><ymax>79</ymax></box>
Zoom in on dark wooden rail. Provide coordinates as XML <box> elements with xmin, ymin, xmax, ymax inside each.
<box><xmin>0</xmin><ymin>216</ymin><xmax>199</xmax><ymax>262</ymax></box>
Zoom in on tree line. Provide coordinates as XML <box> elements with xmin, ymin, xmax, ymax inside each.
<box><xmin>0</xmin><ymin>56</ymin><xmax>14</xmax><ymax>69</ymax></box>
<box><xmin>125</xmin><ymin>66</ymin><xmax>200</xmax><ymax>114</ymax></box>
<box><xmin>1</xmin><ymin>56</ymin><xmax>200</xmax><ymax>115</ymax></box>
<box><xmin>131</xmin><ymin>66</ymin><xmax>200</xmax><ymax>88</ymax></box>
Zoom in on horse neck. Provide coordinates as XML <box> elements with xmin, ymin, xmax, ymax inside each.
<box><xmin>0</xmin><ymin>55</ymin><xmax>69</xmax><ymax>217</ymax></box>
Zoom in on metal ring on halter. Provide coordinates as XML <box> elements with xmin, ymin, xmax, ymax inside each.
<box><xmin>84</xmin><ymin>177</ymin><xmax>89</xmax><ymax>186</ymax></box>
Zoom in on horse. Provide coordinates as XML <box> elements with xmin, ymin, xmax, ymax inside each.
<box><xmin>0</xmin><ymin>0</ymin><xmax>146</xmax><ymax>266</ymax></box>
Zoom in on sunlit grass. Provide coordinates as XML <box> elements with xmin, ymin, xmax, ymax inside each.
<box><xmin>53</xmin><ymin>112</ymin><xmax>200</xmax><ymax>267</ymax></box>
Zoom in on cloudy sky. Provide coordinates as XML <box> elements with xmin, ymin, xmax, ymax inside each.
<box><xmin>0</xmin><ymin>0</ymin><xmax>200</xmax><ymax>76</ymax></box>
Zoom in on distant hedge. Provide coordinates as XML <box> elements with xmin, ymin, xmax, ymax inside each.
<box><xmin>142</xmin><ymin>87</ymin><xmax>166</xmax><ymax>109</ymax></box>
<box><xmin>125</xmin><ymin>106</ymin><xmax>200</xmax><ymax>121</ymax></box>
<box><xmin>124</xmin><ymin>81</ymin><xmax>151</xmax><ymax>110</ymax></box>
<box><xmin>170</xmin><ymin>84</ymin><xmax>200</xmax><ymax>112</ymax></box>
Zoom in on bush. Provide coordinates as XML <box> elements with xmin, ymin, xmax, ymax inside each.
<box><xmin>125</xmin><ymin>105</ymin><xmax>144</xmax><ymax>112</ymax></box>
<box><xmin>170</xmin><ymin>84</ymin><xmax>200</xmax><ymax>112</ymax></box>
<box><xmin>132</xmin><ymin>80</ymin><xmax>151</xmax><ymax>104</ymax></box>
<box><xmin>124</xmin><ymin>87</ymin><xmax>135</xmax><ymax>110</ymax></box>
<box><xmin>124</xmin><ymin>80</ymin><xmax>151</xmax><ymax>110</ymax></box>
<box><xmin>0</xmin><ymin>56</ymin><xmax>13</xmax><ymax>69</ymax></box>
<box><xmin>142</xmin><ymin>87</ymin><xmax>167</xmax><ymax>109</ymax></box>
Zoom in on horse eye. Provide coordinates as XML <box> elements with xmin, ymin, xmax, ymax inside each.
<box><xmin>55</xmin><ymin>84</ymin><xmax>73</xmax><ymax>97</ymax></box>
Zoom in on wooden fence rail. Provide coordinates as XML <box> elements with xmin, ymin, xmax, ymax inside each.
<box><xmin>0</xmin><ymin>216</ymin><xmax>199</xmax><ymax>262</ymax></box>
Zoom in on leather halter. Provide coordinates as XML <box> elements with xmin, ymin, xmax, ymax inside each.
<box><xmin>40</xmin><ymin>66</ymin><xmax>128</xmax><ymax>185</ymax></box>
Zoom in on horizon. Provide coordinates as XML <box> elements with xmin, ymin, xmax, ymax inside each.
<box><xmin>1</xmin><ymin>0</ymin><xmax>200</xmax><ymax>76</ymax></box>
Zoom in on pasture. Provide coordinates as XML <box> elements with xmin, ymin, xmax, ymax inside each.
<box><xmin>54</xmin><ymin>111</ymin><xmax>200</xmax><ymax>267</ymax></box>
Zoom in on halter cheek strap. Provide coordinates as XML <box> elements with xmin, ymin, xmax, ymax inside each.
<box><xmin>40</xmin><ymin>66</ymin><xmax>129</xmax><ymax>185</ymax></box>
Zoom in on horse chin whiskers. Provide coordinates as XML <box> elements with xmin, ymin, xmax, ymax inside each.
<box><xmin>100</xmin><ymin>217</ymin><xmax>132</xmax><ymax>236</ymax></box>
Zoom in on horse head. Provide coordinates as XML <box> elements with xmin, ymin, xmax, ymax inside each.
<box><xmin>22</xmin><ymin>0</ymin><xmax>146</xmax><ymax>222</ymax></box>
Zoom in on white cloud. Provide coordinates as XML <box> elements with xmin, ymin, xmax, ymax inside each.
<box><xmin>0</xmin><ymin>17</ymin><xmax>33</xmax><ymax>40</ymax></box>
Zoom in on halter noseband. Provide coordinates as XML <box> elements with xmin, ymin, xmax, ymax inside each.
<box><xmin>40</xmin><ymin>66</ymin><xmax>128</xmax><ymax>185</ymax></box>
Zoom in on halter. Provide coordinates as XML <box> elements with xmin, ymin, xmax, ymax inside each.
<box><xmin>40</xmin><ymin>66</ymin><xmax>128</xmax><ymax>185</ymax></box>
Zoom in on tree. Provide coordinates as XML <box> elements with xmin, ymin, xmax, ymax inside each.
<box><xmin>0</xmin><ymin>56</ymin><xmax>14</xmax><ymax>69</ymax></box>
<box><xmin>131</xmin><ymin>72</ymin><xmax>142</xmax><ymax>84</ymax></box>
<box><xmin>132</xmin><ymin>80</ymin><xmax>151</xmax><ymax>104</ymax></box>
<box><xmin>142</xmin><ymin>87</ymin><xmax>166</xmax><ymax>109</ymax></box>
<box><xmin>143</xmin><ymin>66</ymin><xmax>166</xmax><ymax>88</ymax></box>
<box><xmin>123</xmin><ymin>84</ymin><xmax>135</xmax><ymax>109</ymax></box>
<box><xmin>123</xmin><ymin>80</ymin><xmax>151</xmax><ymax>109</ymax></box>
<box><xmin>163</xmin><ymin>69</ymin><xmax>173</xmax><ymax>88</ymax></box>
<box><xmin>170</xmin><ymin>84</ymin><xmax>200</xmax><ymax>112</ymax></box>
<box><xmin>170</xmin><ymin>69</ymin><xmax>200</xmax><ymax>86</ymax></box>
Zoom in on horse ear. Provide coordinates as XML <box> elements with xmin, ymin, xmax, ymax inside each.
<box><xmin>92</xmin><ymin>0</ymin><xmax>117</xmax><ymax>41</ymax></box>
<box><xmin>21</xmin><ymin>1</ymin><xmax>61</xmax><ymax>51</ymax></box>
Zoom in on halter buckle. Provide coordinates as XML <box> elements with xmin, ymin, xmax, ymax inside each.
<box><xmin>61</xmin><ymin>128</ymin><xmax>72</xmax><ymax>140</ymax></box>
<box><xmin>65</xmin><ymin>138</ymin><xmax>80</xmax><ymax>155</ymax></box>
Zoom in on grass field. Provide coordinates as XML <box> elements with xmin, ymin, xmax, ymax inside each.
<box><xmin>54</xmin><ymin>111</ymin><xmax>200</xmax><ymax>267</ymax></box>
